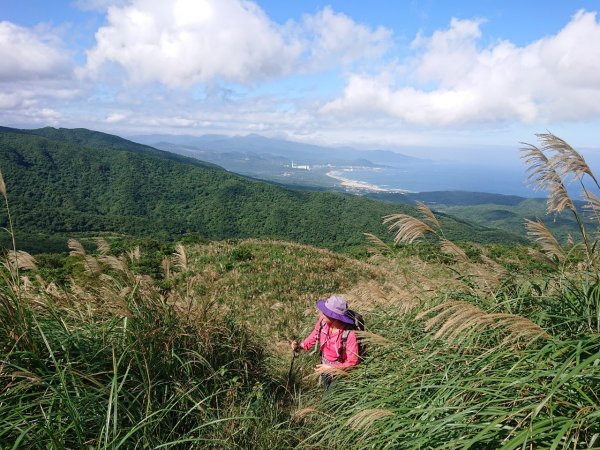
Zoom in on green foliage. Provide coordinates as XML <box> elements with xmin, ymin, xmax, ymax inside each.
<box><xmin>298</xmin><ymin>307</ymin><xmax>599</xmax><ymax>449</ymax></box>
<box><xmin>2</xmin><ymin>129</ymin><xmax>598</xmax><ymax>449</ymax></box>
<box><xmin>437</xmin><ymin>198</ymin><xmax>596</xmax><ymax>244</ymax></box>
<box><xmin>0</xmin><ymin>246</ymin><xmax>299</xmax><ymax>448</ymax></box>
<box><xmin>0</xmin><ymin>126</ymin><xmax>520</xmax><ymax>256</ymax></box>
<box><xmin>295</xmin><ymin>132</ymin><xmax>600</xmax><ymax>449</ymax></box>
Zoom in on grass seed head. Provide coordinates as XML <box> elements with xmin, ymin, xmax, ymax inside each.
<box><xmin>524</xmin><ymin>218</ymin><xmax>564</xmax><ymax>261</ymax></box>
<box><xmin>537</xmin><ymin>132</ymin><xmax>597</xmax><ymax>183</ymax></box>
<box><xmin>68</xmin><ymin>239</ymin><xmax>86</xmax><ymax>257</ymax></box>
<box><xmin>346</xmin><ymin>408</ymin><xmax>395</xmax><ymax>430</ymax></box>
<box><xmin>440</xmin><ymin>239</ymin><xmax>469</xmax><ymax>263</ymax></box>
<box><xmin>416</xmin><ymin>201</ymin><xmax>440</xmax><ymax>230</ymax></box>
<box><xmin>0</xmin><ymin>169</ymin><xmax>6</xmax><ymax>199</ymax></box>
<box><xmin>383</xmin><ymin>213</ymin><xmax>436</xmax><ymax>244</ymax></box>
<box><xmin>173</xmin><ymin>243</ymin><xmax>188</xmax><ymax>271</ymax></box>
<box><xmin>94</xmin><ymin>238</ymin><xmax>111</xmax><ymax>256</ymax></box>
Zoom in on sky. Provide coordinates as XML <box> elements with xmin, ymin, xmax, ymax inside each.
<box><xmin>2</xmin><ymin>0</ymin><xmax>600</xmax><ymax>162</ymax></box>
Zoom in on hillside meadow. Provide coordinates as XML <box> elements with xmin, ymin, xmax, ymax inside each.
<box><xmin>0</xmin><ymin>132</ymin><xmax>598</xmax><ymax>448</ymax></box>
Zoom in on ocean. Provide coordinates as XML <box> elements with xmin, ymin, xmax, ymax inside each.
<box><xmin>332</xmin><ymin>162</ymin><xmax>536</xmax><ymax>197</ymax></box>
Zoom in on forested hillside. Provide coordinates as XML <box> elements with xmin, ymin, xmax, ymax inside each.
<box><xmin>0</xmin><ymin>127</ymin><xmax>520</xmax><ymax>253</ymax></box>
<box><xmin>368</xmin><ymin>190</ymin><xmax>594</xmax><ymax>242</ymax></box>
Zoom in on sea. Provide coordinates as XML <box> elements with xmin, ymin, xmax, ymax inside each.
<box><xmin>331</xmin><ymin>162</ymin><xmax>537</xmax><ymax>197</ymax></box>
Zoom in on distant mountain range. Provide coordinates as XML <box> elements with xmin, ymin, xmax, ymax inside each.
<box><xmin>0</xmin><ymin>126</ymin><xmax>521</xmax><ymax>254</ymax></box>
<box><xmin>128</xmin><ymin>133</ymin><xmax>537</xmax><ymax>197</ymax></box>
<box><xmin>129</xmin><ymin>133</ymin><xmax>422</xmax><ymax>167</ymax></box>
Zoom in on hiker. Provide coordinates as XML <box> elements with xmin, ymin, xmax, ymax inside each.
<box><xmin>291</xmin><ymin>295</ymin><xmax>359</xmax><ymax>389</ymax></box>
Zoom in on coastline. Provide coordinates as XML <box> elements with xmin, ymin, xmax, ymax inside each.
<box><xmin>326</xmin><ymin>170</ymin><xmax>411</xmax><ymax>194</ymax></box>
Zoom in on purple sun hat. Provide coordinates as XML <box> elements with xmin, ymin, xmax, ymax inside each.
<box><xmin>316</xmin><ymin>295</ymin><xmax>354</xmax><ymax>325</ymax></box>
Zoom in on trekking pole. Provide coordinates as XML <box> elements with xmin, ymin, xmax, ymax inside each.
<box><xmin>286</xmin><ymin>347</ymin><xmax>298</xmax><ymax>393</ymax></box>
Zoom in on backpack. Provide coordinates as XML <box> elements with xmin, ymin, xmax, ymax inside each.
<box><xmin>313</xmin><ymin>309</ymin><xmax>365</xmax><ymax>362</ymax></box>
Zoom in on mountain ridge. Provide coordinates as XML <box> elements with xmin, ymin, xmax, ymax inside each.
<box><xmin>0</xmin><ymin>126</ymin><xmax>522</xmax><ymax>253</ymax></box>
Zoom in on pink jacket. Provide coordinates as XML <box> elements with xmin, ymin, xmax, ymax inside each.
<box><xmin>301</xmin><ymin>318</ymin><xmax>359</xmax><ymax>368</ymax></box>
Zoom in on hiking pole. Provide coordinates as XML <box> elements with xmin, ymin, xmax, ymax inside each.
<box><xmin>286</xmin><ymin>346</ymin><xmax>298</xmax><ymax>393</ymax></box>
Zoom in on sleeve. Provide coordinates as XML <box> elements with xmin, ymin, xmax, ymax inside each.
<box><xmin>301</xmin><ymin>319</ymin><xmax>322</xmax><ymax>351</ymax></box>
<box><xmin>339</xmin><ymin>331</ymin><xmax>359</xmax><ymax>368</ymax></box>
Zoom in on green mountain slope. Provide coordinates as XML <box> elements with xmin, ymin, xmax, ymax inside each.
<box><xmin>368</xmin><ymin>190</ymin><xmax>594</xmax><ymax>243</ymax></box>
<box><xmin>433</xmin><ymin>198</ymin><xmax>593</xmax><ymax>242</ymax></box>
<box><xmin>0</xmin><ymin>127</ymin><xmax>522</xmax><ymax>253</ymax></box>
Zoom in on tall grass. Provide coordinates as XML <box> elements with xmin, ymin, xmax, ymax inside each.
<box><xmin>298</xmin><ymin>308</ymin><xmax>599</xmax><ymax>449</ymax></box>
<box><xmin>297</xmin><ymin>133</ymin><xmax>600</xmax><ymax>449</ymax></box>
<box><xmin>2</xmin><ymin>133</ymin><xmax>599</xmax><ymax>448</ymax></box>
<box><xmin>0</xmin><ymin>239</ymin><xmax>295</xmax><ymax>447</ymax></box>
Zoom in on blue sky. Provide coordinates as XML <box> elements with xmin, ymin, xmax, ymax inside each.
<box><xmin>2</xmin><ymin>0</ymin><xmax>600</xmax><ymax>161</ymax></box>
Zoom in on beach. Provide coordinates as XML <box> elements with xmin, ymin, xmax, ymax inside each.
<box><xmin>326</xmin><ymin>170</ymin><xmax>410</xmax><ymax>193</ymax></box>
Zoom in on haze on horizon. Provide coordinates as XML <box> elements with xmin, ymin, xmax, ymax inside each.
<box><xmin>2</xmin><ymin>0</ymin><xmax>600</xmax><ymax>164</ymax></box>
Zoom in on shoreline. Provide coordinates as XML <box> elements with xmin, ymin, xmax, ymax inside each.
<box><xmin>326</xmin><ymin>170</ymin><xmax>411</xmax><ymax>194</ymax></box>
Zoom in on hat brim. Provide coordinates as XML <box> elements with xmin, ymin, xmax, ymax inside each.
<box><xmin>316</xmin><ymin>299</ymin><xmax>355</xmax><ymax>325</ymax></box>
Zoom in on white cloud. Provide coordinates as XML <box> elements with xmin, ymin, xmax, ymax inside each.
<box><xmin>83</xmin><ymin>0</ymin><xmax>392</xmax><ymax>87</ymax></box>
<box><xmin>0</xmin><ymin>21</ymin><xmax>72</xmax><ymax>82</ymax></box>
<box><xmin>322</xmin><ymin>11</ymin><xmax>600</xmax><ymax>126</ymax></box>
<box><xmin>0</xmin><ymin>20</ymin><xmax>81</xmax><ymax>128</ymax></box>
<box><xmin>105</xmin><ymin>112</ymin><xmax>128</xmax><ymax>123</ymax></box>
<box><xmin>299</xmin><ymin>6</ymin><xmax>392</xmax><ymax>69</ymax></box>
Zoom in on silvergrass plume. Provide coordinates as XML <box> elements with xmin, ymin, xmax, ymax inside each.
<box><xmin>173</xmin><ymin>243</ymin><xmax>188</xmax><ymax>271</ymax></box>
<box><xmin>68</xmin><ymin>239</ymin><xmax>86</xmax><ymax>257</ymax></box>
<box><xmin>127</xmin><ymin>246</ymin><xmax>141</xmax><ymax>263</ymax></box>
<box><xmin>416</xmin><ymin>201</ymin><xmax>440</xmax><ymax>230</ymax></box>
<box><xmin>524</xmin><ymin>218</ymin><xmax>564</xmax><ymax>261</ymax></box>
<box><xmin>417</xmin><ymin>300</ymin><xmax>549</xmax><ymax>347</ymax></box>
<box><xmin>0</xmin><ymin>169</ymin><xmax>6</xmax><ymax>198</ymax></box>
<box><xmin>95</xmin><ymin>238</ymin><xmax>111</xmax><ymax>256</ymax></box>
<box><xmin>383</xmin><ymin>213</ymin><xmax>435</xmax><ymax>244</ymax></box>
<box><xmin>583</xmin><ymin>191</ymin><xmax>600</xmax><ymax>222</ymax></box>
<box><xmin>363</xmin><ymin>233</ymin><xmax>391</xmax><ymax>255</ymax></box>
<box><xmin>440</xmin><ymin>239</ymin><xmax>469</xmax><ymax>263</ymax></box>
<box><xmin>99</xmin><ymin>255</ymin><xmax>129</xmax><ymax>274</ymax></box>
<box><xmin>7</xmin><ymin>250</ymin><xmax>37</xmax><ymax>271</ymax></box>
<box><xmin>303</xmin><ymin>366</ymin><xmax>349</xmax><ymax>382</ymax></box>
<box><xmin>354</xmin><ymin>330</ymin><xmax>392</xmax><ymax>346</ymax></box>
<box><xmin>292</xmin><ymin>407</ymin><xmax>321</xmax><ymax>422</ymax></box>
<box><xmin>346</xmin><ymin>408</ymin><xmax>395</xmax><ymax>430</ymax></box>
<box><xmin>536</xmin><ymin>132</ymin><xmax>598</xmax><ymax>185</ymax></box>
<box><xmin>161</xmin><ymin>256</ymin><xmax>171</xmax><ymax>279</ymax></box>
<box><xmin>521</xmin><ymin>142</ymin><xmax>575</xmax><ymax>215</ymax></box>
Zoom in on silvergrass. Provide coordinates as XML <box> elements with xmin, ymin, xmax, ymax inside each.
<box><xmin>416</xmin><ymin>201</ymin><xmax>441</xmax><ymax>231</ymax></box>
<box><xmin>440</xmin><ymin>239</ymin><xmax>469</xmax><ymax>263</ymax></box>
<box><xmin>346</xmin><ymin>408</ymin><xmax>395</xmax><ymax>430</ymax></box>
<box><xmin>363</xmin><ymin>233</ymin><xmax>392</xmax><ymax>255</ymax></box>
<box><xmin>536</xmin><ymin>132</ymin><xmax>599</xmax><ymax>187</ymax></box>
<box><xmin>524</xmin><ymin>219</ymin><xmax>564</xmax><ymax>262</ymax></box>
<box><xmin>521</xmin><ymin>134</ymin><xmax>596</xmax><ymax>269</ymax></box>
<box><xmin>0</xmin><ymin>170</ymin><xmax>5</xmax><ymax>199</ymax></box>
<box><xmin>301</xmin><ymin>308</ymin><xmax>598</xmax><ymax>449</ymax></box>
<box><xmin>173</xmin><ymin>243</ymin><xmax>188</xmax><ymax>272</ymax></box>
<box><xmin>382</xmin><ymin>213</ymin><xmax>436</xmax><ymax>244</ymax></box>
<box><xmin>0</xmin><ymin>242</ymin><xmax>296</xmax><ymax>448</ymax></box>
<box><xmin>521</xmin><ymin>142</ymin><xmax>575</xmax><ymax>215</ymax></box>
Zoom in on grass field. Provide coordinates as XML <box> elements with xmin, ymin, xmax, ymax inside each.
<box><xmin>1</xmin><ymin>133</ymin><xmax>599</xmax><ymax>448</ymax></box>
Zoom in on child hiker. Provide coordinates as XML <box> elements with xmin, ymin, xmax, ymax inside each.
<box><xmin>291</xmin><ymin>295</ymin><xmax>359</xmax><ymax>390</ymax></box>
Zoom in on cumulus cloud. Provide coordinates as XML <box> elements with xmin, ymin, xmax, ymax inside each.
<box><xmin>105</xmin><ymin>112</ymin><xmax>128</xmax><ymax>123</ymax></box>
<box><xmin>0</xmin><ymin>20</ymin><xmax>80</xmax><ymax>128</ymax></box>
<box><xmin>322</xmin><ymin>11</ymin><xmax>600</xmax><ymax>125</ymax></box>
<box><xmin>83</xmin><ymin>0</ymin><xmax>391</xmax><ymax>86</ymax></box>
<box><xmin>0</xmin><ymin>21</ymin><xmax>72</xmax><ymax>82</ymax></box>
<box><xmin>300</xmin><ymin>6</ymin><xmax>391</xmax><ymax>69</ymax></box>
